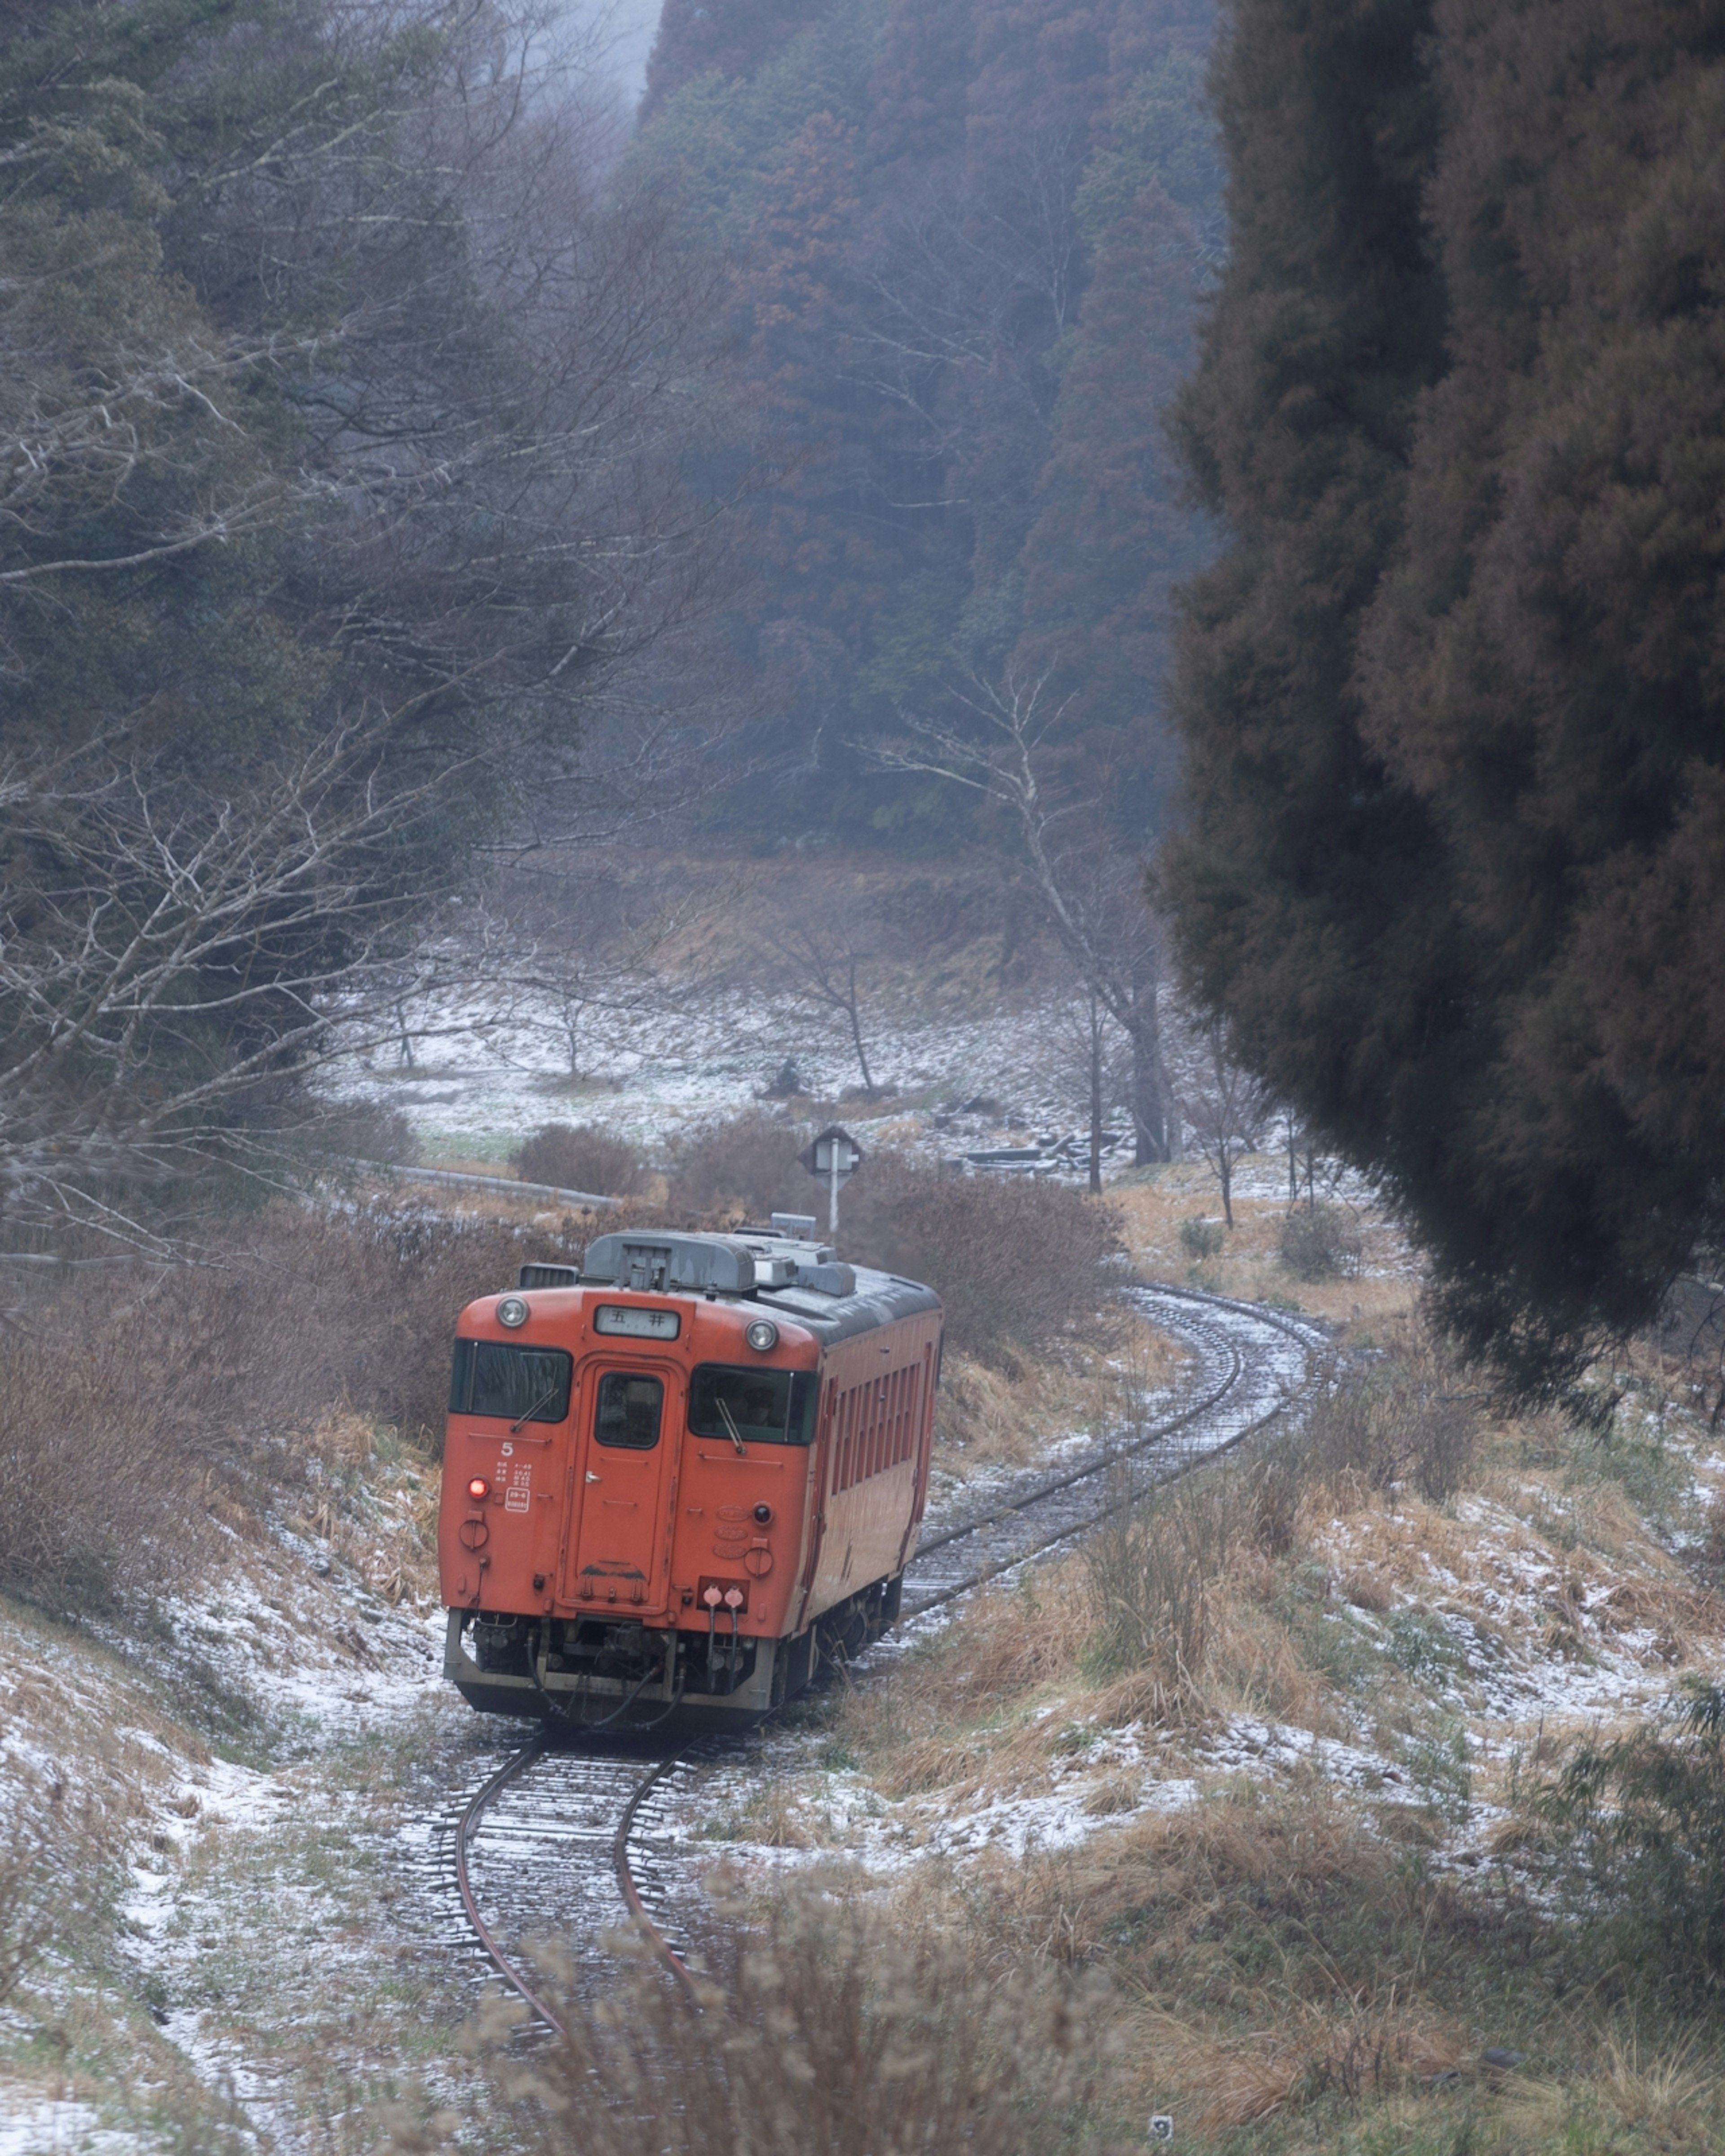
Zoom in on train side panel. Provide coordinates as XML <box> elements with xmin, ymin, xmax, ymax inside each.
<box><xmin>800</xmin><ymin>1315</ymin><xmax>940</xmax><ymax>1625</ymax></box>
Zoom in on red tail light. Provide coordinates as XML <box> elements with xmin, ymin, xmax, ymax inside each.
<box><xmin>466</xmin><ymin>1477</ymin><xmax>489</xmax><ymax>1502</ymax></box>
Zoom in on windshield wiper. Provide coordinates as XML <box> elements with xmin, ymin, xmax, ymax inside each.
<box><xmin>510</xmin><ymin>1381</ymin><xmax>561</xmax><ymax>1433</ymax></box>
<box><xmin>716</xmin><ymin>1396</ymin><xmax>747</xmax><ymax>1456</ymax></box>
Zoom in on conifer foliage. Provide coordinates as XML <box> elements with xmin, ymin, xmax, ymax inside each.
<box><xmin>1165</xmin><ymin>0</ymin><xmax>1725</xmax><ymax>1398</ymax></box>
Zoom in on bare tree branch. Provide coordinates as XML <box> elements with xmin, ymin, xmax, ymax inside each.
<box><xmin>871</xmin><ymin>663</ymin><xmax>1172</xmax><ymax>1160</ymax></box>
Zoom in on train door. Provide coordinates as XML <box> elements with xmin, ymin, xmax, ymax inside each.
<box><xmin>559</xmin><ymin>1357</ymin><xmax>681</xmax><ymax>1614</ymax></box>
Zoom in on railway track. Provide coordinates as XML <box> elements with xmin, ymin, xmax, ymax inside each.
<box><xmin>434</xmin><ymin>1282</ymin><xmax>1322</xmax><ymax>2032</ymax></box>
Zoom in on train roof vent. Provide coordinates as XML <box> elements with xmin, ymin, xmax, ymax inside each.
<box><xmin>581</xmin><ymin>1232</ymin><xmax>756</xmax><ymax>1295</ymax></box>
<box><xmin>796</xmin><ymin>1261</ymin><xmax>857</xmax><ymax>1297</ymax></box>
<box><xmin>518</xmin><ymin>1263</ymin><xmax>580</xmax><ymax>1290</ymax></box>
<box><xmin>770</xmin><ymin>1212</ymin><xmax>818</xmax><ymax>1239</ymax></box>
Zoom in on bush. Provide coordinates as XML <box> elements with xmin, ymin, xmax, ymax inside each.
<box><xmin>1278</xmin><ymin>1202</ymin><xmax>1363</xmax><ymax>1280</ymax></box>
<box><xmin>665</xmin><ymin>1109</ymin><xmax>809</xmax><ymax>1219</ymax></box>
<box><xmin>845</xmin><ymin>1163</ymin><xmax>1123</xmax><ymax>1369</ymax></box>
<box><xmin>1299</xmin><ymin>1330</ymin><xmax>1479</xmax><ymax>1502</ymax></box>
<box><xmin>0</xmin><ymin>1201</ymin><xmax>590</xmax><ymax>1611</ymax></box>
<box><xmin>302</xmin><ymin>1096</ymin><xmax>420</xmax><ymax>1166</ymax></box>
<box><xmin>512</xmin><ymin>1122</ymin><xmax>642</xmax><ymax>1197</ymax></box>
<box><xmin>1179</xmin><ymin>1216</ymin><xmax>1225</xmax><ymax>1259</ymax></box>
<box><xmin>434</xmin><ymin>1896</ymin><xmax>1097</xmax><ymax>2156</ymax></box>
<box><xmin>1539</xmin><ymin>1681</ymin><xmax>1725</xmax><ymax>1995</ymax></box>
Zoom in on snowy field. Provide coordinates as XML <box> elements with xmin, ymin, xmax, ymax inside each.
<box><xmin>330</xmin><ymin>970</ymin><xmax>1168</xmax><ymax>1171</ymax></box>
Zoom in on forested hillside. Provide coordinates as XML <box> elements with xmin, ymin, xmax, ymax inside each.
<box><xmin>627</xmin><ymin>0</ymin><xmax>1221</xmax><ymax>849</ymax></box>
<box><xmin>0</xmin><ymin>0</ymin><xmax>730</xmax><ymax>1240</ymax></box>
<box><xmin>1165</xmin><ymin>0</ymin><xmax>1725</xmax><ymax>1400</ymax></box>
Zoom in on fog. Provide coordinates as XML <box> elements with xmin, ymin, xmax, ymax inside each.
<box><xmin>566</xmin><ymin>0</ymin><xmax>660</xmax><ymax>104</ymax></box>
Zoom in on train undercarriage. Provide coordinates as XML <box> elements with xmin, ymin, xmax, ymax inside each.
<box><xmin>443</xmin><ymin>1575</ymin><xmax>903</xmax><ymax>1733</ymax></box>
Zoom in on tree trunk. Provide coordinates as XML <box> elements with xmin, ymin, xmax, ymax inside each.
<box><xmin>1129</xmin><ymin>939</ymin><xmax>1170</xmax><ymax>1163</ymax></box>
<box><xmin>847</xmin><ymin>996</ymin><xmax>875</xmax><ymax>1099</ymax></box>
<box><xmin>1131</xmin><ymin>1021</ymin><xmax>1170</xmax><ymax>1164</ymax></box>
<box><xmin>1219</xmin><ymin>1143</ymin><xmax>1234</xmax><ymax>1228</ymax></box>
<box><xmin>1088</xmin><ymin>999</ymin><xmax>1104</xmax><ymax>1194</ymax></box>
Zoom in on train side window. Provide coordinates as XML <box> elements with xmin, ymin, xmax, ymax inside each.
<box><xmin>595</xmin><ymin>1372</ymin><xmax>663</xmax><ymax>1449</ymax></box>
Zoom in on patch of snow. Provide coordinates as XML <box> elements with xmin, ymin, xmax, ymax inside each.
<box><xmin>0</xmin><ymin>2086</ymin><xmax>146</xmax><ymax>2155</ymax></box>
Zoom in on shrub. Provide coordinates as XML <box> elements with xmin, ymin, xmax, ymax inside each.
<box><xmin>0</xmin><ymin>1201</ymin><xmax>590</xmax><ymax>1611</ymax></box>
<box><xmin>432</xmin><ymin>1896</ymin><xmax>1098</xmax><ymax>2156</ymax></box>
<box><xmin>302</xmin><ymin>1096</ymin><xmax>419</xmax><ymax>1165</ymax></box>
<box><xmin>665</xmin><ymin>1109</ymin><xmax>808</xmax><ymax>1219</ymax></box>
<box><xmin>1299</xmin><ymin>1330</ymin><xmax>1479</xmax><ymax>1502</ymax></box>
<box><xmin>1278</xmin><ymin>1202</ymin><xmax>1363</xmax><ymax>1280</ymax></box>
<box><xmin>845</xmin><ymin>1164</ymin><xmax>1124</xmax><ymax>1369</ymax></box>
<box><xmin>512</xmin><ymin>1122</ymin><xmax>642</xmax><ymax>1197</ymax></box>
<box><xmin>1179</xmin><ymin>1216</ymin><xmax>1225</xmax><ymax>1259</ymax></box>
<box><xmin>1539</xmin><ymin>1681</ymin><xmax>1725</xmax><ymax>1994</ymax></box>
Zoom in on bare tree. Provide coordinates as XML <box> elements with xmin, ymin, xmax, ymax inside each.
<box><xmin>1180</xmin><ymin>1021</ymin><xmax>1275</xmax><ymax>1229</ymax></box>
<box><xmin>1053</xmin><ymin>990</ymin><xmax>1131</xmax><ymax>1193</ymax></box>
<box><xmin>871</xmin><ymin>664</ymin><xmax>1171</xmax><ymax>1159</ymax></box>
<box><xmin>0</xmin><ymin>0</ymin><xmax>758</xmax><ymax>1252</ymax></box>
<box><xmin>0</xmin><ymin>723</ymin><xmax>480</xmax><ymax>1253</ymax></box>
<box><xmin>491</xmin><ymin>870</ymin><xmax>722</xmax><ymax>1082</ymax></box>
<box><xmin>768</xmin><ymin>904</ymin><xmax>884</xmax><ymax>1103</ymax></box>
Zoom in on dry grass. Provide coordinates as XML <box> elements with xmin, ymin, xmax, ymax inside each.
<box><xmin>1125</xmin><ymin>1995</ymin><xmax>1466</xmax><ymax>2132</ymax></box>
<box><xmin>1110</xmin><ymin>1160</ymin><xmax>1418</xmax><ymax>1329</ymax></box>
<box><xmin>837</xmin><ymin>1572</ymin><xmax>1094</xmax><ymax>1798</ymax></box>
<box><xmin>1506</xmin><ymin>2035</ymin><xmax>1725</xmax><ymax>2148</ymax></box>
<box><xmin>409</xmin><ymin>1898</ymin><xmax>1106</xmax><ymax>2156</ymax></box>
<box><xmin>0</xmin><ymin>1771</ymin><xmax>106</xmax><ymax>2010</ymax></box>
<box><xmin>933</xmin><ymin>1312</ymin><xmax>1185</xmax><ymax>1478</ymax></box>
<box><xmin>762</xmin><ymin>1299</ymin><xmax>1725</xmax><ymax>2150</ymax></box>
<box><xmin>0</xmin><ymin>1198</ymin><xmax>587</xmax><ymax>1612</ymax></box>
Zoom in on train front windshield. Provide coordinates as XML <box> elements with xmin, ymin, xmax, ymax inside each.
<box><xmin>448</xmin><ymin>1339</ymin><xmax>573</xmax><ymax>1423</ymax></box>
<box><xmin>688</xmin><ymin>1365</ymin><xmax>818</xmax><ymax>1445</ymax></box>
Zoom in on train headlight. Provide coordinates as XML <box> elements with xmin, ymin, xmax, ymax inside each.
<box><xmin>744</xmin><ymin>1319</ymin><xmax>778</xmax><ymax>1353</ymax></box>
<box><xmin>497</xmin><ymin>1295</ymin><xmax>529</xmax><ymax>1329</ymax></box>
<box><xmin>467</xmin><ymin>1477</ymin><xmax>490</xmax><ymax>1501</ymax></box>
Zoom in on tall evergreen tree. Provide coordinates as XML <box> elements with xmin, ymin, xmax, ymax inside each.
<box><xmin>1165</xmin><ymin>0</ymin><xmax>1725</xmax><ymax>1399</ymax></box>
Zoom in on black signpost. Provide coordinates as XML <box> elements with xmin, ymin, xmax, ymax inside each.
<box><xmin>800</xmin><ymin>1125</ymin><xmax>864</xmax><ymax>1236</ymax></box>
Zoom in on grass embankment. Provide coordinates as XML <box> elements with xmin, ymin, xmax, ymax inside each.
<box><xmin>677</xmin><ymin>1169</ymin><xmax>1725</xmax><ymax>2153</ymax></box>
<box><xmin>0</xmin><ymin>1168</ymin><xmax>1146</xmax><ymax>2147</ymax></box>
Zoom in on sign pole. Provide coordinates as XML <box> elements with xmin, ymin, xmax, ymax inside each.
<box><xmin>801</xmin><ymin>1125</ymin><xmax>864</xmax><ymax>1244</ymax></box>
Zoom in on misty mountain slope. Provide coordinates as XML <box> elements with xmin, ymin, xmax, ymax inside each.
<box><xmin>623</xmin><ymin>0</ymin><xmax>1220</xmax><ymax>850</ymax></box>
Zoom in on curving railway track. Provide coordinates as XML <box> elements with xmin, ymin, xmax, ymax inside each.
<box><xmin>430</xmin><ymin>1283</ymin><xmax>1323</xmax><ymax>2032</ymax></box>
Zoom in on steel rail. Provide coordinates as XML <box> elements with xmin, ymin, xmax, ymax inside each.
<box><xmin>903</xmin><ymin>1373</ymin><xmax>1296</xmax><ymax>1617</ymax></box>
<box><xmin>614</xmin><ymin>1759</ymin><xmax>704</xmax><ymax>2003</ymax></box>
<box><xmin>452</xmin><ymin>1739</ymin><xmax>570</xmax><ymax>2036</ymax></box>
<box><xmin>447</xmin><ymin>1280</ymin><xmax>1319</xmax><ymax>2030</ymax></box>
<box><xmin>902</xmin><ymin>1283</ymin><xmax>1322</xmax><ymax>1607</ymax></box>
<box><xmin>909</xmin><ymin>1339</ymin><xmax>1244</xmax><ymax>1563</ymax></box>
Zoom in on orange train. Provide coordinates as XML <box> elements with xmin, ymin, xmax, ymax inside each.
<box><xmin>438</xmin><ymin>1224</ymin><xmax>943</xmax><ymax>1730</ymax></box>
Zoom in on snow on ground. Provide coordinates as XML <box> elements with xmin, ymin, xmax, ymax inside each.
<box><xmin>647</xmin><ymin>1401</ymin><xmax>1725</xmax><ymax>1915</ymax></box>
<box><xmin>0</xmin><ymin>1493</ymin><xmax>469</xmax><ymax>2154</ymax></box>
<box><xmin>329</xmin><ymin>973</ymin><xmax>1097</xmax><ymax>1163</ymax></box>
<box><xmin>0</xmin><ymin>2084</ymin><xmax>144</xmax><ymax>2156</ymax></box>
